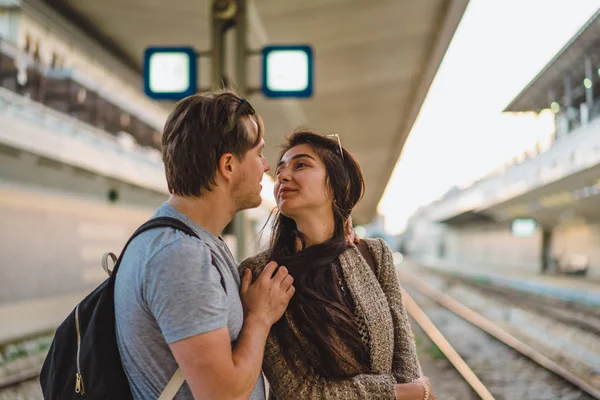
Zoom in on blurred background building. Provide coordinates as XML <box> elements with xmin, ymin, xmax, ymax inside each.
<box><xmin>3</xmin><ymin>1</ymin><xmax>600</xmax><ymax>398</ymax></box>
<box><xmin>401</xmin><ymin>8</ymin><xmax>600</xmax><ymax>281</ymax></box>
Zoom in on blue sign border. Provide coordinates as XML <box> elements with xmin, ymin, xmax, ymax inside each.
<box><xmin>143</xmin><ymin>46</ymin><xmax>197</xmax><ymax>100</ymax></box>
<box><xmin>261</xmin><ymin>45</ymin><xmax>313</xmax><ymax>98</ymax></box>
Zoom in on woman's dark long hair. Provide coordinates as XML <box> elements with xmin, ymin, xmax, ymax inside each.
<box><xmin>269</xmin><ymin>130</ymin><xmax>368</xmax><ymax>379</ymax></box>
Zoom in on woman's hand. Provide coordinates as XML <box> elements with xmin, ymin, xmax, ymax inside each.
<box><xmin>345</xmin><ymin>216</ymin><xmax>361</xmax><ymax>245</ymax></box>
<box><xmin>415</xmin><ymin>376</ymin><xmax>436</xmax><ymax>400</ymax></box>
<box><xmin>394</xmin><ymin>376</ymin><xmax>436</xmax><ymax>400</ymax></box>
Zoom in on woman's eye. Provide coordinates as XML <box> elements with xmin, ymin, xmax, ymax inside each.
<box><xmin>296</xmin><ymin>163</ymin><xmax>306</xmax><ymax>169</ymax></box>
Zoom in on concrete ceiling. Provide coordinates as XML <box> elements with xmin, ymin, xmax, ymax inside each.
<box><xmin>37</xmin><ymin>0</ymin><xmax>468</xmax><ymax>225</ymax></box>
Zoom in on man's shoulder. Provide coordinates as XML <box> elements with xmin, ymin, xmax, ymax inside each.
<box><xmin>152</xmin><ymin>229</ymin><xmax>207</xmax><ymax>254</ymax></box>
<box><xmin>123</xmin><ymin>227</ymin><xmax>211</xmax><ymax>274</ymax></box>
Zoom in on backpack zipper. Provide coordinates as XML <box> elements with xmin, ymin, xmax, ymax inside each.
<box><xmin>74</xmin><ymin>304</ymin><xmax>85</xmax><ymax>395</ymax></box>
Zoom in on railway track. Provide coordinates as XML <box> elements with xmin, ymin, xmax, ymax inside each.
<box><xmin>400</xmin><ymin>269</ymin><xmax>600</xmax><ymax>400</ymax></box>
<box><xmin>424</xmin><ymin>268</ymin><xmax>600</xmax><ymax>336</ymax></box>
<box><xmin>0</xmin><ymin>331</ymin><xmax>51</xmax><ymax>399</ymax></box>
<box><xmin>2</xmin><ymin>268</ymin><xmax>598</xmax><ymax>400</ymax></box>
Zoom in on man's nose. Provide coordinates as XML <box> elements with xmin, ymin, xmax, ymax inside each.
<box><xmin>263</xmin><ymin>158</ymin><xmax>270</xmax><ymax>172</ymax></box>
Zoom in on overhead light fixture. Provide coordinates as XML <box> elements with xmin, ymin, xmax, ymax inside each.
<box><xmin>144</xmin><ymin>47</ymin><xmax>197</xmax><ymax>100</ymax></box>
<box><xmin>511</xmin><ymin>218</ymin><xmax>537</xmax><ymax>237</ymax></box>
<box><xmin>262</xmin><ymin>45</ymin><xmax>313</xmax><ymax>98</ymax></box>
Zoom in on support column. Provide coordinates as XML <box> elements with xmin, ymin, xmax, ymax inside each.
<box><xmin>541</xmin><ymin>228</ymin><xmax>553</xmax><ymax>274</ymax></box>
<box><xmin>235</xmin><ymin>0</ymin><xmax>248</xmax><ymax>95</ymax></box>
<box><xmin>548</xmin><ymin>89</ymin><xmax>561</xmax><ymax>141</ymax></box>
<box><xmin>211</xmin><ymin>0</ymin><xmax>229</xmax><ymax>89</ymax></box>
<box><xmin>564</xmin><ymin>74</ymin><xmax>574</xmax><ymax>133</ymax></box>
<box><xmin>585</xmin><ymin>55</ymin><xmax>594</xmax><ymax>119</ymax></box>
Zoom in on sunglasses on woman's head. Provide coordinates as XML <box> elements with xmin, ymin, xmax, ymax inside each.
<box><xmin>326</xmin><ymin>134</ymin><xmax>344</xmax><ymax>161</ymax></box>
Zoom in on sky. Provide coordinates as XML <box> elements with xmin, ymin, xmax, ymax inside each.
<box><xmin>377</xmin><ymin>0</ymin><xmax>600</xmax><ymax>235</ymax></box>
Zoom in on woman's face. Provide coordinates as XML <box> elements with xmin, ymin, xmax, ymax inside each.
<box><xmin>274</xmin><ymin>144</ymin><xmax>332</xmax><ymax>218</ymax></box>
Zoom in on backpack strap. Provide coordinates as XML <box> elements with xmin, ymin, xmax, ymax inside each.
<box><xmin>356</xmin><ymin>240</ymin><xmax>378</xmax><ymax>278</ymax></box>
<box><xmin>112</xmin><ymin>216</ymin><xmax>226</xmax><ymax>399</ymax></box>
<box><xmin>110</xmin><ymin>216</ymin><xmax>198</xmax><ymax>277</ymax></box>
<box><xmin>158</xmin><ymin>368</ymin><xmax>185</xmax><ymax>400</ymax></box>
<box><xmin>108</xmin><ymin>216</ymin><xmax>225</xmax><ymax>290</ymax></box>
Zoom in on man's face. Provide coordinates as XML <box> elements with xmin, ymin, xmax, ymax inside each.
<box><xmin>231</xmin><ymin>115</ymin><xmax>270</xmax><ymax>211</ymax></box>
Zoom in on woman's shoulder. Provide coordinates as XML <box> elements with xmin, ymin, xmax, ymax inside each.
<box><xmin>359</xmin><ymin>237</ymin><xmax>392</xmax><ymax>262</ymax></box>
<box><xmin>239</xmin><ymin>249</ymin><xmax>271</xmax><ymax>277</ymax></box>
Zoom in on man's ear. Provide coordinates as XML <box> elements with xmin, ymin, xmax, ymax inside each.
<box><xmin>218</xmin><ymin>153</ymin><xmax>237</xmax><ymax>183</ymax></box>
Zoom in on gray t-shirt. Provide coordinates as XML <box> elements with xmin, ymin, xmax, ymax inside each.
<box><xmin>115</xmin><ymin>203</ymin><xmax>265</xmax><ymax>400</ymax></box>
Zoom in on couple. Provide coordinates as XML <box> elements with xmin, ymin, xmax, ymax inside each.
<box><xmin>114</xmin><ymin>90</ymin><xmax>436</xmax><ymax>400</ymax></box>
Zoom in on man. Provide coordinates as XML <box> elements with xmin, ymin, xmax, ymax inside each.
<box><xmin>114</xmin><ymin>91</ymin><xmax>294</xmax><ymax>399</ymax></box>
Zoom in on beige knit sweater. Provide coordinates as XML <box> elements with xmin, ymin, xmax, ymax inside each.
<box><xmin>239</xmin><ymin>238</ymin><xmax>422</xmax><ymax>399</ymax></box>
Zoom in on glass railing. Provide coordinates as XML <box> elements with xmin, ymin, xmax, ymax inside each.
<box><xmin>0</xmin><ymin>87</ymin><xmax>168</xmax><ymax>193</ymax></box>
<box><xmin>429</xmin><ymin>117</ymin><xmax>600</xmax><ymax>221</ymax></box>
<box><xmin>0</xmin><ymin>38</ymin><xmax>167</xmax><ymax>132</ymax></box>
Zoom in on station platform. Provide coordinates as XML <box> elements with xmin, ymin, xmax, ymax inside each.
<box><xmin>406</xmin><ymin>258</ymin><xmax>600</xmax><ymax>308</ymax></box>
<box><xmin>0</xmin><ymin>291</ymin><xmax>87</xmax><ymax>344</ymax></box>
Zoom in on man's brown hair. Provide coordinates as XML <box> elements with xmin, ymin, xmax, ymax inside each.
<box><xmin>162</xmin><ymin>91</ymin><xmax>263</xmax><ymax>196</ymax></box>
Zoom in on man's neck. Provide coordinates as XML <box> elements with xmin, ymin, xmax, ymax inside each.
<box><xmin>167</xmin><ymin>194</ymin><xmax>235</xmax><ymax>237</ymax></box>
<box><xmin>294</xmin><ymin>210</ymin><xmax>335</xmax><ymax>248</ymax></box>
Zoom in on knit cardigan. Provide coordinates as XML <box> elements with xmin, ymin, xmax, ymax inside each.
<box><xmin>238</xmin><ymin>238</ymin><xmax>422</xmax><ymax>399</ymax></box>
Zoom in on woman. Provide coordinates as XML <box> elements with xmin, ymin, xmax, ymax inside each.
<box><xmin>239</xmin><ymin>131</ymin><xmax>435</xmax><ymax>400</ymax></box>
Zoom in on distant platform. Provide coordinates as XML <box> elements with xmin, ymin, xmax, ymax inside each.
<box><xmin>0</xmin><ymin>291</ymin><xmax>90</xmax><ymax>344</ymax></box>
<box><xmin>406</xmin><ymin>258</ymin><xmax>600</xmax><ymax>308</ymax></box>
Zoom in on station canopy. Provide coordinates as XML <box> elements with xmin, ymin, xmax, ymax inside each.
<box><xmin>31</xmin><ymin>0</ymin><xmax>468</xmax><ymax>224</ymax></box>
<box><xmin>505</xmin><ymin>9</ymin><xmax>600</xmax><ymax>114</ymax></box>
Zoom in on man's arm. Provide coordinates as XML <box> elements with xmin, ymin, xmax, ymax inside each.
<box><xmin>169</xmin><ymin>319</ymin><xmax>269</xmax><ymax>400</ymax></box>
<box><xmin>168</xmin><ymin>262</ymin><xmax>294</xmax><ymax>400</ymax></box>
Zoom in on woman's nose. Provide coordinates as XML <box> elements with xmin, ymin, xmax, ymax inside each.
<box><xmin>278</xmin><ymin>174</ymin><xmax>289</xmax><ymax>183</ymax></box>
<box><xmin>277</xmin><ymin>167</ymin><xmax>291</xmax><ymax>182</ymax></box>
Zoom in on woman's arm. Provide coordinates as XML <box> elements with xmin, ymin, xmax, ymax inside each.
<box><xmin>242</xmin><ymin>250</ymin><xmax>430</xmax><ymax>400</ymax></box>
<box><xmin>242</xmin><ymin>254</ymin><xmax>395</xmax><ymax>399</ymax></box>
<box><xmin>371</xmin><ymin>238</ymin><xmax>422</xmax><ymax>384</ymax></box>
<box><xmin>264</xmin><ymin>333</ymin><xmax>398</xmax><ymax>400</ymax></box>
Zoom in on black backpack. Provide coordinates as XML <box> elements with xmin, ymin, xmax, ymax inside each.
<box><xmin>40</xmin><ymin>216</ymin><xmax>223</xmax><ymax>399</ymax></box>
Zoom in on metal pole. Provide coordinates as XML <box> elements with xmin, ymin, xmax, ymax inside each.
<box><xmin>235</xmin><ymin>0</ymin><xmax>248</xmax><ymax>95</ymax></box>
<box><xmin>564</xmin><ymin>74</ymin><xmax>573</xmax><ymax>133</ymax></box>
<box><xmin>233</xmin><ymin>0</ymin><xmax>248</xmax><ymax>261</ymax></box>
<box><xmin>547</xmin><ymin>89</ymin><xmax>559</xmax><ymax>141</ymax></box>
<box><xmin>585</xmin><ymin>55</ymin><xmax>594</xmax><ymax>116</ymax></box>
<box><xmin>211</xmin><ymin>0</ymin><xmax>249</xmax><ymax>261</ymax></box>
<box><xmin>211</xmin><ymin>0</ymin><xmax>227</xmax><ymax>89</ymax></box>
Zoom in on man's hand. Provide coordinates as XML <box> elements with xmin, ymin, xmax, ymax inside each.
<box><xmin>240</xmin><ymin>262</ymin><xmax>295</xmax><ymax>326</ymax></box>
<box><xmin>345</xmin><ymin>215</ymin><xmax>360</xmax><ymax>245</ymax></box>
<box><xmin>171</xmin><ymin>262</ymin><xmax>295</xmax><ymax>400</ymax></box>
